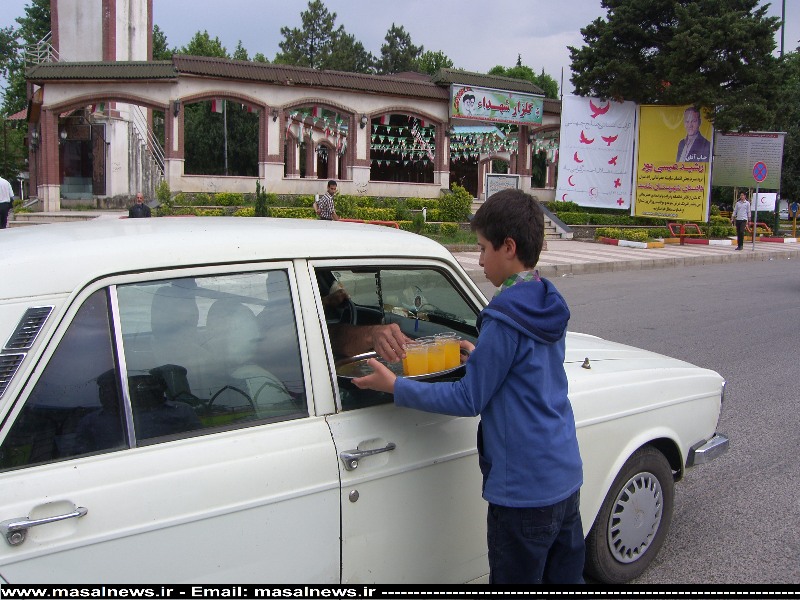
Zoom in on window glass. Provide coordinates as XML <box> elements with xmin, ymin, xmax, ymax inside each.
<box><xmin>117</xmin><ymin>270</ymin><xmax>307</xmax><ymax>443</ymax></box>
<box><xmin>0</xmin><ymin>290</ymin><xmax>126</xmax><ymax>472</ymax></box>
<box><xmin>317</xmin><ymin>267</ymin><xmax>479</xmax><ymax>411</ymax></box>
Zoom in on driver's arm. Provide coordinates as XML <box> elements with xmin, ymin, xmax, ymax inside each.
<box><xmin>328</xmin><ymin>322</ymin><xmax>410</xmax><ymax>363</ymax></box>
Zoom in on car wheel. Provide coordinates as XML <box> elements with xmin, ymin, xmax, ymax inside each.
<box><xmin>585</xmin><ymin>446</ymin><xmax>674</xmax><ymax>584</ymax></box>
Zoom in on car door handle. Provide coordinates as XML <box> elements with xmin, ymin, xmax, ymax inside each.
<box><xmin>340</xmin><ymin>442</ymin><xmax>396</xmax><ymax>471</ymax></box>
<box><xmin>1</xmin><ymin>507</ymin><xmax>88</xmax><ymax>546</ymax></box>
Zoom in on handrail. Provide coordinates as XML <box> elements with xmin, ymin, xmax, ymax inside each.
<box><xmin>25</xmin><ymin>31</ymin><xmax>59</xmax><ymax>66</ymax></box>
<box><xmin>131</xmin><ymin>105</ymin><xmax>165</xmax><ymax>177</ymax></box>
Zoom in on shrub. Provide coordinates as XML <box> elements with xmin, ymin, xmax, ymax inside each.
<box><xmin>596</xmin><ymin>227</ymin><xmax>621</xmax><ymax>240</ymax></box>
<box><xmin>547</xmin><ymin>200</ymin><xmax>582</xmax><ymax>213</ymax></box>
<box><xmin>233</xmin><ymin>207</ymin><xmax>255</xmax><ymax>217</ymax></box>
<box><xmin>213</xmin><ymin>193</ymin><xmax>245</xmax><ymax>207</ymax></box>
<box><xmin>353</xmin><ymin>207</ymin><xmax>396</xmax><ymax>221</ymax></box>
<box><xmin>406</xmin><ymin>197</ymin><xmax>438</xmax><ymax>210</ymax></box>
<box><xmin>397</xmin><ymin>220</ymin><xmax>415</xmax><ymax>232</ymax></box>
<box><xmin>439</xmin><ymin>222</ymin><xmax>459</xmax><ymax>237</ymax></box>
<box><xmin>440</xmin><ymin>184</ymin><xmax>472</xmax><ymax>222</ymax></box>
<box><xmin>708</xmin><ymin>224</ymin><xmax>736</xmax><ymax>238</ymax></box>
<box><xmin>269</xmin><ymin>207</ymin><xmax>316</xmax><ymax>219</ymax></box>
<box><xmin>557</xmin><ymin>212</ymin><xmax>591</xmax><ymax>225</ymax></box>
<box><xmin>195</xmin><ymin>208</ymin><xmax>225</xmax><ymax>217</ymax></box>
<box><xmin>193</xmin><ymin>193</ymin><xmax>212</xmax><ymax>206</ymax></box>
<box><xmin>422</xmin><ymin>222</ymin><xmax>441</xmax><ymax>234</ymax></box>
<box><xmin>255</xmin><ymin>181</ymin><xmax>269</xmax><ymax>217</ymax></box>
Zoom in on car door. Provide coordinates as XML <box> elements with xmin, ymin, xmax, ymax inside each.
<box><xmin>311</xmin><ymin>260</ymin><xmax>490</xmax><ymax>584</ymax></box>
<box><xmin>0</xmin><ymin>264</ymin><xmax>341</xmax><ymax>583</ymax></box>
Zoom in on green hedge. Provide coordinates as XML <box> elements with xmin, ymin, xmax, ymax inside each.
<box><xmin>269</xmin><ymin>207</ymin><xmax>316</xmax><ymax>219</ymax></box>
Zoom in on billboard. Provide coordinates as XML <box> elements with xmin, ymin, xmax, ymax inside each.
<box><xmin>450</xmin><ymin>84</ymin><xmax>543</xmax><ymax>126</ymax></box>
<box><xmin>556</xmin><ymin>95</ymin><xmax>637</xmax><ymax>209</ymax></box>
<box><xmin>711</xmin><ymin>132</ymin><xmax>785</xmax><ymax>189</ymax></box>
<box><xmin>635</xmin><ymin>105</ymin><xmax>713</xmax><ymax>221</ymax></box>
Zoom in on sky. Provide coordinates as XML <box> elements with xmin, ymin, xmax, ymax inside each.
<box><xmin>2</xmin><ymin>0</ymin><xmax>799</xmax><ymax>96</ymax></box>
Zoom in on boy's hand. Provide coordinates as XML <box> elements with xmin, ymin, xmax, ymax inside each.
<box><xmin>459</xmin><ymin>339</ymin><xmax>475</xmax><ymax>364</ymax></box>
<box><xmin>353</xmin><ymin>359</ymin><xmax>397</xmax><ymax>394</ymax></box>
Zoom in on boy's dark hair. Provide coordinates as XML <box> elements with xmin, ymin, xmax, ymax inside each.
<box><xmin>470</xmin><ymin>189</ymin><xmax>544</xmax><ymax>268</ymax></box>
<box><xmin>327</xmin><ymin>180</ymin><xmax>337</xmax><ymax>187</ymax></box>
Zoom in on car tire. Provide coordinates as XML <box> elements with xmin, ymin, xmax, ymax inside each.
<box><xmin>585</xmin><ymin>445</ymin><xmax>674</xmax><ymax>584</ymax></box>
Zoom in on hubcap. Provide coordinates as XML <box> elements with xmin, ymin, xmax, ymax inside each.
<box><xmin>606</xmin><ymin>471</ymin><xmax>663</xmax><ymax>564</ymax></box>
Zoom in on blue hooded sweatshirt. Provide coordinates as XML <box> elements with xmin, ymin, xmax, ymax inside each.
<box><xmin>394</xmin><ymin>278</ymin><xmax>583</xmax><ymax>508</ymax></box>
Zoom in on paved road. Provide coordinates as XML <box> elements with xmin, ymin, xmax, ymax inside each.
<box><xmin>454</xmin><ymin>238</ymin><xmax>800</xmax><ymax>281</ymax></box>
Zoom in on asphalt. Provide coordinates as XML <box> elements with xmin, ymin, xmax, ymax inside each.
<box><xmin>452</xmin><ymin>238</ymin><xmax>800</xmax><ymax>283</ymax></box>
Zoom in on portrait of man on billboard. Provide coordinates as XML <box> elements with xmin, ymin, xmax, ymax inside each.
<box><xmin>676</xmin><ymin>106</ymin><xmax>711</xmax><ymax>162</ymax></box>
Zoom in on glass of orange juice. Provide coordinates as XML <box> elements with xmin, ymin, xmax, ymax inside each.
<box><xmin>427</xmin><ymin>340</ymin><xmax>446</xmax><ymax>373</ymax></box>
<box><xmin>435</xmin><ymin>333</ymin><xmax>461</xmax><ymax>369</ymax></box>
<box><xmin>403</xmin><ymin>342</ymin><xmax>429</xmax><ymax>376</ymax></box>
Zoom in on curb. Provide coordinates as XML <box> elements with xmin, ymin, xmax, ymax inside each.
<box><xmin>598</xmin><ymin>237</ymin><xmax>664</xmax><ymax>249</ymax></box>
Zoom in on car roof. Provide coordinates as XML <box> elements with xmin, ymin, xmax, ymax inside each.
<box><xmin>0</xmin><ymin>217</ymin><xmax>457</xmax><ymax>300</ymax></box>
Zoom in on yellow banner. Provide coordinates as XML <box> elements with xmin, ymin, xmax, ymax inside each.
<box><xmin>635</xmin><ymin>105</ymin><xmax>713</xmax><ymax>221</ymax></box>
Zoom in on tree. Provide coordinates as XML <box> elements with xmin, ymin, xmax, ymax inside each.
<box><xmin>378</xmin><ymin>24</ymin><xmax>423</xmax><ymax>74</ymax></box>
<box><xmin>152</xmin><ymin>24</ymin><xmax>172</xmax><ymax>60</ymax></box>
<box><xmin>325</xmin><ymin>31</ymin><xmax>375</xmax><ymax>73</ymax></box>
<box><xmin>775</xmin><ymin>51</ymin><xmax>800</xmax><ymax>202</ymax></box>
<box><xmin>274</xmin><ymin>0</ymin><xmax>341</xmax><ymax>69</ymax></box>
<box><xmin>233</xmin><ymin>41</ymin><xmax>249</xmax><ymax>61</ymax></box>
<box><xmin>488</xmin><ymin>63</ymin><xmax>559</xmax><ymax>99</ymax></box>
<box><xmin>569</xmin><ymin>0</ymin><xmax>781</xmax><ymax>131</ymax></box>
<box><xmin>180</xmin><ymin>30</ymin><xmax>228</xmax><ymax>58</ymax></box>
<box><xmin>415</xmin><ymin>50</ymin><xmax>453</xmax><ymax>76</ymax></box>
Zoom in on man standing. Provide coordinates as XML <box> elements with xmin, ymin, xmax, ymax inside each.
<box><xmin>731</xmin><ymin>192</ymin><xmax>751</xmax><ymax>250</ymax></box>
<box><xmin>314</xmin><ymin>180</ymin><xmax>339</xmax><ymax>221</ymax></box>
<box><xmin>128</xmin><ymin>192</ymin><xmax>152</xmax><ymax>218</ymax></box>
<box><xmin>0</xmin><ymin>176</ymin><xmax>14</xmax><ymax>229</ymax></box>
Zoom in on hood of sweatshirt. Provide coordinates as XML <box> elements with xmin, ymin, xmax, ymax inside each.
<box><xmin>478</xmin><ymin>278</ymin><xmax>569</xmax><ymax>344</ymax></box>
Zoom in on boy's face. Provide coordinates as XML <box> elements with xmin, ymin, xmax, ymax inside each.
<box><xmin>327</xmin><ymin>183</ymin><xmax>337</xmax><ymax>195</ymax></box>
<box><xmin>477</xmin><ymin>232</ymin><xmax>519</xmax><ymax>287</ymax></box>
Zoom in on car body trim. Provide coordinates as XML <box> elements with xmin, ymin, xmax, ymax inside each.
<box><xmin>686</xmin><ymin>433</ymin><xmax>729</xmax><ymax>467</ymax></box>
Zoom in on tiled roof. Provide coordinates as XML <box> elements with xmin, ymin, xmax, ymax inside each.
<box><xmin>432</xmin><ymin>68</ymin><xmax>546</xmax><ymax>96</ymax></box>
<box><xmin>24</xmin><ymin>57</ymin><xmax>561</xmax><ymax>114</ymax></box>
<box><xmin>26</xmin><ymin>61</ymin><xmax>177</xmax><ymax>81</ymax></box>
<box><xmin>171</xmin><ymin>55</ymin><xmax>448</xmax><ymax>100</ymax></box>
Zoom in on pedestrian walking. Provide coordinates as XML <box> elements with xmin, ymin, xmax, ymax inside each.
<box><xmin>731</xmin><ymin>192</ymin><xmax>751</xmax><ymax>250</ymax></box>
<box><xmin>0</xmin><ymin>176</ymin><xmax>14</xmax><ymax>229</ymax></box>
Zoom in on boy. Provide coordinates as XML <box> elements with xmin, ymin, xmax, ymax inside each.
<box><xmin>314</xmin><ymin>180</ymin><xmax>340</xmax><ymax>221</ymax></box>
<box><xmin>353</xmin><ymin>189</ymin><xmax>584</xmax><ymax>584</ymax></box>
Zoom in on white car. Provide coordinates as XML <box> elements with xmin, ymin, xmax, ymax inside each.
<box><xmin>0</xmin><ymin>218</ymin><xmax>728</xmax><ymax>584</ymax></box>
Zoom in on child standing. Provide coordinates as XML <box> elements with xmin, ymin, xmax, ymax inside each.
<box><xmin>353</xmin><ymin>189</ymin><xmax>584</xmax><ymax>584</ymax></box>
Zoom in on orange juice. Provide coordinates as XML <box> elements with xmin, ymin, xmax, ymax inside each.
<box><xmin>435</xmin><ymin>333</ymin><xmax>461</xmax><ymax>369</ymax></box>
<box><xmin>404</xmin><ymin>344</ymin><xmax>429</xmax><ymax>376</ymax></box>
<box><xmin>442</xmin><ymin>339</ymin><xmax>460</xmax><ymax>369</ymax></box>
<box><xmin>427</xmin><ymin>342</ymin><xmax>446</xmax><ymax>373</ymax></box>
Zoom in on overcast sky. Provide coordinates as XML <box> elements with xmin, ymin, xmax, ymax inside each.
<box><xmin>3</xmin><ymin>0</ymin><xmax>799</xmax><ymax>95</ymax></box>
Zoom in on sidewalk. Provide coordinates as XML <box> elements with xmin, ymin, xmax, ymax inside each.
<box><xmin>452</xmin><ymin>239</ymin><xmax>800</xmax><ymax>282</ymax></box>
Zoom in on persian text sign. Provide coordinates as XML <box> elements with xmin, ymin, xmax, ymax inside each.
<box><xmin>450</xmin><ymin>84</ymin><xmax>543</xmax><ymax>125</ymax></box>
<box><xmin>556</xmin><ymin>96</ymin><xmax>636</xmax><ymax>209</ymax></box>
<box><xmin>711</xmin><ymin>132</ymin><xmax>784</xmax><ymax>189</ymax></box>
<box><xmin>635</xmin><ymin>105</ymin><xmax>713</xmax><ymax>221</ymax></box>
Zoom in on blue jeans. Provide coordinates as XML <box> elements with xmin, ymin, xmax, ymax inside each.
<box><xmin>487</xmin><ymin>490</ymin><xmax>585</xmax><ymax>584</ymax></box>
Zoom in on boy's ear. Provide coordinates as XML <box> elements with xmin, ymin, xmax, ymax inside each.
<box><xmin>502</xmin><ymin>237</ymin><xmax>517</xmax><ymax>258</ymax></box>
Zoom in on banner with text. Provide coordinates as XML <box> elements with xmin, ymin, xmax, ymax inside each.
<box><xmin>635</xmin><ymin>105</ymin><xmax>713</xmax><ymax>221</ymax></box>
<box><xmin>556</xmin><ymin>95</ymin><xmax>636</xmax><ymax>209</ymax></box>
<box><xmin>450</xmin><ymin>84</ymin><xmax>543</xmax><ymax>125</ymax></box>
<box><xmin>711</xmin><ymin>132</ymin><xmax>785</xmax><ymax>189</ymax></box>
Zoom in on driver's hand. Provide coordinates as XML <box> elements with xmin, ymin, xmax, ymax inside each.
<box><xmin>371</xmin><ymin>323</ymin><xmax>411</xmax><ymax>363</ymax></box>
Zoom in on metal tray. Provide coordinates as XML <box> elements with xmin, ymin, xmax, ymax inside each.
<box><xmin>335</xmin><ymin>352</ymin><xmax>463</xmax><ymax>381</ymax></box>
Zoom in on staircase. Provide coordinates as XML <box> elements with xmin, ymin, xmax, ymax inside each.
<box><xmin>470</xmin><ymin>199</ymin><xmax>572</xmax><ymax>240</ymax></box>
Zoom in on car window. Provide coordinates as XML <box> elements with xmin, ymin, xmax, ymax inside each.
<box><xmin>117</xmin><ymin>270</ymin><xmax>307</xmax><ymax>444</ymax></box>
<box><xmin>0</xmin><ymin>290</ymin><xmax>127</xmax><ymax>472</ymax></box>
<box><xmin>317</xmin><ymin>266</ymin><xmax>479</xmax><ymax>411</ymax></box>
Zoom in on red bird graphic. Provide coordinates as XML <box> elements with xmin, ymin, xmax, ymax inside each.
<box><xmin>608</xmin><ymin>155</ymin><xmax>618</xmax><ymax>165</ymax></box>
<box><xmin>589</xmin><ymin>99</ymin><xmax>610</xmax><ymax>119</ymax></box>
<box><xmin>573</xmin><ymin>152</ymin><xmax>583</xmax><ymax>163</ymax></box>
<box><xmin>579</xmin><ymin>130</ymin><xmax>595</xmax><ymax>144</ymax></box>
<box><xmin>601</xmin><ymin>134</ymin><xmax>618</xmax><ymax>146</ymax></box>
